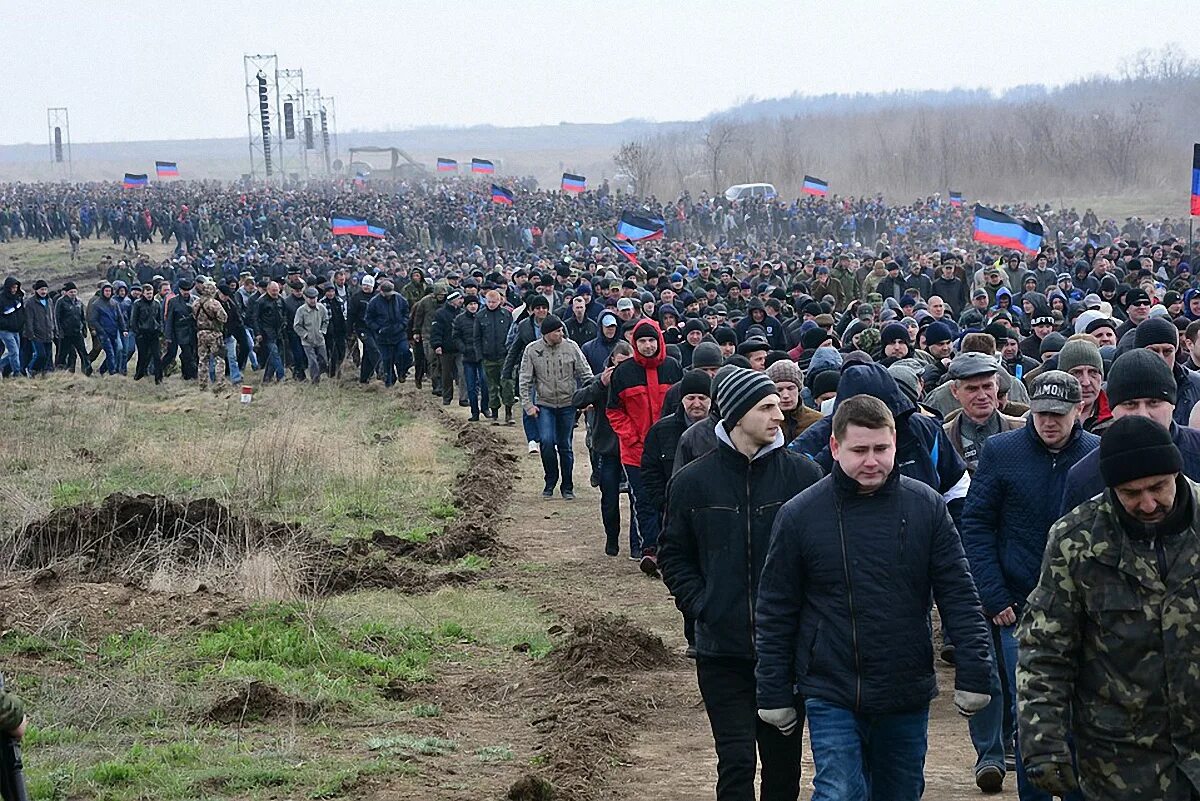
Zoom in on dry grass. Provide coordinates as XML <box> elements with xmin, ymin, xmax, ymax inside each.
<box><xmin>0</xmin><ymin>373</ymin><xmax>460</xmax><ymax>547</ymax></box>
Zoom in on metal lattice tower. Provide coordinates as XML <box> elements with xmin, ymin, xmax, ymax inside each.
<box><xmin>243</xmin><ymin>54</ymin><xmax>282</xmax><ymax>182</ymax></box>
<box><xmin>277</xmin><ymin>68</ymin><xmax>308</xmax><ymax>181</ymax></box>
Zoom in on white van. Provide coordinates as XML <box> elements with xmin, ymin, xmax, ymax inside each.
<box><xmin>724</xmin><ymin>183</ymin><xmax>777</xmax><ymax>202</ymax></box>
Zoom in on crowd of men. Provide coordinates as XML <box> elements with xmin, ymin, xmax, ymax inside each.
<box><xmin>2</xmin><ymin>175</ymin><xmax>1199</xmax><ymax>800</ymax></box>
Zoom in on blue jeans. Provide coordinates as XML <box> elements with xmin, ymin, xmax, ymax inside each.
<box><xmin>28</xmin><ymin>341</ymin><xmax>53</xmax><ymax>374</ymax></box>
<box><xmin>263</xmin><ymin>339</ymin><xmax>285</xmax><ymax>382</ymax></box>
<box><xmin>243</xmin><ymin>327</ymin><xmax>260</xmax><ymax>369</ymax></box>
<box><xmin>463</xmin><ymin>361</ymin><xmax>489</xmax><ymax>416</ymax></box>
<box><xmin>209</xmin><ymin>336</ymin><xmax>243</xmax><ymax>384</ymax></box>
<box><xmin>120</xmin><ymin>332</ymin><xmax>135</xmax><ymax>373</ymax></box>
<box><xmin>622</xmin><ymin>464</ymin><xmax>661</xmax><ymax>553</ymax></box>
<box><xmin>805</xmin><ymin>697</ymin><xmax>928</xmax><ymax>801</ymax></box>
<box><xmin>989</xmin><ymin>624</ymin><xmax>1083</xmax><ymax>801</ymax></box>
<box><xmin>597</xmin><ymin>453</ymin><xmax>638</xmax><ymax>550</ymax></box>
<box><xmin>536</xmin><ymin>405</ymin><xmax>576</xmax><ymax>493</ymax></box>
<box><xmin>97</xmin><ymin>331</ymin><xmax>121</xmax><ymax>375</ymax></box>
<box><xmin>0</xmin><ymin>330</ymin><xmax>22</xmax><ymax>375</ymax></box>
<box><xmin>968</xmin><ymin>624</ymin><xmax>1011</xmax><ymax>775</ymax></box>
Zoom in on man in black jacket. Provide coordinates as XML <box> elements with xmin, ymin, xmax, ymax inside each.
<box><xmin>475</xmin><ymin>289</ymin><xmax>514</xmax><ymax>424</ymax></box>
<box><xmin>164</xmin><ymin>280</ymin><xmax>198</xmax><ymax>381</ymax></box>
<box><xmin>430</xmin><ymin>290</ymin><xmax>464</xmax><ymax>405</ymax></box>
<box><xmin>347</xmin><ymin>275</ymin><xmax>378</xmax><ymax>384</ymax></box>
<box><xmin>755</xmin><ymin>394</ymin><xmax>993</xmax><ymax>801</ymax></box>
<box><xmin>660</xmin><ymin>366</ymin><xmax>822</xmax><ymax>801</ymax></box>
<box><xmin>252</xmin><ymin>281</ymin><xmax>287</xmax><ymax>383</ymax></box>
<box><xmin>54</xmin><ymin>281</ymin><xmax>91</xmax><ymax>375</ymax></box>
<box><xmin>129</xmin><ymin>283</ymin><xmax>163</xmax><ymax>383</ymax></box>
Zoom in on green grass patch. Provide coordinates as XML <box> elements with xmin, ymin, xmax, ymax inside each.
<box><xmin>454</xmin><ymin>553</ymin><xmax>491</xmax><ymax>571</ymax></box>
<box><xmin>191</xmin><ymin>603</ymin><xmax>435</xmax><ymax>704</ymax></box>
<box><xmin>326</xmin><ymin>587</ymin><xmax>555</xmax><ymax>659</ymax></box>
<box><xmin>474</xmin><ymin>745</ymin><xmax>515</xmax><ymax>763</ymax></box>
<box><xmin>367</xmin><ymin>733</ymin><xmax>457</xmax><ymax>757</ymax></box>
<box><xmin>408</xmin><ymin>702</ymin><xmax>441</xmax><ymax>718</ymax></box>
<box><xmin>0</xmin><ymin>631</ymin><xmax>85</xmax><ymax>663</ymax></box>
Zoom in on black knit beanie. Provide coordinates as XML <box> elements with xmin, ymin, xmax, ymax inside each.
<box><xmin>540</xmin><ymin>314</ymin><xmax>564</xmax><ymax>336</ymax></box>
<box><xmin>1106</xmin><ymin>349</ymin><xmax>1176</xmax><ymax>407</ymax></box>
<box><xmin>1100</xmin><ymin>416</ymin><xmax>1182</xmax><ymax>488</ymax></box>
<box><xmin>679</xmin><ymin>370</ymin><xmax>712</xmax><ymax>398</ymax></box>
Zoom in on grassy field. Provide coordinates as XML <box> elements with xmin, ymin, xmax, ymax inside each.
<box><xmin>0</xmin><ymin>237</ymin><xmax>175</xmax><ymax>291</ymax></box>
<box><xmin>0</xmin><ymin>370</ymin><xmax>558</xmax><ymax>799</ymax></box>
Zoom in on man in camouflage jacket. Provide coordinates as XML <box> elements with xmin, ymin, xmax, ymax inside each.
<box><xmin>1017</xmin><ymin>415</ymin><xmax>1200</xmax><ymax>801</ymax></box>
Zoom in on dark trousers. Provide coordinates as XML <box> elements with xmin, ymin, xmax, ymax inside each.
<box><xmin>178</xmin><ymin>341</ymin><xmax>198</xmax><ymax>380</ymax></box>
<box><xmin>597</xmin><ymin>453</ymin><xmax>638</xmax><ymax>551</ymax></box>
<box><xmin>696</xmin><ymin>657</ymin><xmax>802</xmax><ymax>801</ymax></box>
<box><xmin>439</xmin><ymin>350</ymin><xmax>458</xmax><ymax>402</ymax></box>
<box><xmin>413</xmin><ymin>339</ymin><xmax>427</xmax><ymax>384</ymax></box>
<box><xmin>327</xmin><ymin>330</ymin><xmax>346</xmax><ymax>377</ymax></box>
<box><xmin>358</xmin><ymin>333</ymin><xmax>379</xmax><ymax>383</ymax></box>
<box><xmin>134</xmin><ymin>333</ymin><xmax>161</xmax><ymax>381</ymax></box>
<box><xmin>622</xmin><ymin>465</ymin><xmax>661</xmax><ymax>553</ymax></box>
<box><xmin>60</xmin><ymin>332</ymin><xmax>91</xmax><ymax>374</ymax></box>
<box><xmin>378</xmin><ymin>340</ymin><xmax>411</xmax><ymax>386</ymax></box>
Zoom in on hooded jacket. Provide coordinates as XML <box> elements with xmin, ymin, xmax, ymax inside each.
<box><xmin>790</xmin><ymin>362</ymin><xmax>970</xmax><ymax>525</ymax></box>
<box><xmin>607</xmin><ymin>319</ymin><xmax>684</xmax><ymax>466</ymax></box>
<box><xmin>581</xmin><ymin>326</ymin><xmax>620</xmax><ymax>375</ymax></box>
<box><xmin>0</xmin><ymin>277</ymin><xmax>26</xmax><ymax>333</ymax></box>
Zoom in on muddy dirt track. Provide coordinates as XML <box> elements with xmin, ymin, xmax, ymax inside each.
<box><xmin>428</xmin><ymin>396</ymin><xmax>1007</xmax><ymax>800</ymax></box>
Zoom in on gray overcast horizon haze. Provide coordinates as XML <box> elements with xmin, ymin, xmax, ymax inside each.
<box><xmin>1</xmin><ymin>0</ymin><xmax>1195</xmax><ymax>146</ymax></box>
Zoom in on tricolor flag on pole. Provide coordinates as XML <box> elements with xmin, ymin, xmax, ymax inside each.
<box><xmin>437</xmin><ymin>157</ymin><xmax>457</xmax><ymax>173</ymax></box>
<box><xmin>123</xmin><ymin>173</ymin><xmax>148</xmax><ymax>188</ymax></box>
<box><xmin>949</xmin><ymin>191</ymin><xmax>963</xmax><ymax>207</ymax></box>
<box><xmin>155</xmin><ymin>161</ymin><xmax>179</xmax><ymax>178</ymax></box>
<box><xmin>491</xmin><ymin>184</ymin><xmax>514</xmax><ymax>205</ymax></box>
<box><xmin>972</xmin><ymin>204</ymin><xmax>1044</xmax><ymax>255</ymax></box>
<box><xmin>561</xmin><ymin>173</ymin><xmax>586</xmax><ymax>193</ymax></box>
<box><xmin>603</xmin><ymin>234</ymin><xmax>639</xmax><ymax>267</ymax></box>
<box><xmin>1191</xmin><ymin>144</ymin><xmax>1200</xmax><ymax>217</ymax></box>
<box><xmin>366</xmin><ymin>220</ymin><xmax>387</xmax><ymax>239</ymax></box>
<box><xmin>472</xmin><ymin>158</ymin><xmax>495</xmax><ymax>174</ymax></box>
<box><xmin>801</xmin><ymin>175</ymin><xmax>829</xmax><ymax>196</ymax></box>
<box><xmin>331</xmin><ymin>215</ymin><xmax>369</xmax><ymax>236</ymax></box>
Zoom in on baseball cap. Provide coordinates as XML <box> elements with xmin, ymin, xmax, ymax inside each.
<box><xmin>616</xmin><ymin>297</ymin><xmax>635</xmax><ymax>311</ymax></box>
<box><xmin>1029</xmin><ymin>370</ymin><xmax>1082</xmax><ymax>414</ymax></box>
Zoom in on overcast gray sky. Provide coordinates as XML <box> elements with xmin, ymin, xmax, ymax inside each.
<box><xmin>1</xmin><ymin>0</ymin><xmax>1195</xmax><ymax>145</ymax></box>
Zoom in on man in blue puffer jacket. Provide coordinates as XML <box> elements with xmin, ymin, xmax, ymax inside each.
<box><xmin>960</xmin><ymin>370</ymin><xmax>1098</xmax><ymax>797</ymax></box>
<box><xmin>756</xmin><ymin>394</ymin><xmax>993</xmax><ymax>801</ymax></box>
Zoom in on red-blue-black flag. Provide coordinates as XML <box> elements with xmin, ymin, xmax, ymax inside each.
<box><xmin>437</xmin><ymin>157</ymin><xmax>457</xmax><ymax>172</ymax></box>
<box><xmin>603</xmin><ymin>234</ymin><xmax>639</xmax><ymax>267</ymax></box>
<box><xmin>949</xmin><ymin>191</ymin><xmax>963</xmax><ymax>207</ymax></box>
<box><xmin>1192</xmin><ymin>144</ymin><xmax>1200</xmax><ymax>217</ymax></box>
<box><xmin>155</xmin><ymin>161</ymin><xmax>179</xmax><ymax>177</ymax></box>
<box><xmin>123</xmin><ymin>173</ymin><xmax>148</xmax><ymax>188</ymax></box>
<box><xmin>491</xmin><ymin>184</ymin><xmax>514</xmax><ymax>205</ymax></box>
<box><xmin>615</xmin><ymin>211</ymin><xmax>665</xmax><ymax>241</ymax></box>
<box><xmin>561</xmin><ymin>173</ymin><xmax>586</xmax><ymax>193</ymax></box>
<box><xmin>472</xmin><ymin>158</ymin><xmax>495</xmax><ymax>174</ymax></box>
<box><xmin>802</xmin><ymin>175</ymin><xmax>829</xmax><ymax>196</ymax></box>
<box><xmin>972</xmin><ymin>204</ymin><xmax>1044</xmax><ymax>255</ymax></box>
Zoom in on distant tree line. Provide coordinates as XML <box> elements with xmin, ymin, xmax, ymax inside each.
<box><xmin>614</xmin><ymin>45</ymin><xmax>1200</xmax><ymax>204</ymax></box>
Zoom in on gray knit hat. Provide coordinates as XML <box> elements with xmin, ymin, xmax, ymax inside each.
<box><xmin>1057</xmin><ymin>339</ymin><xmax>1103</xmax><ymax>376</ymax></box>
<box><xmin>716</xmin><ymin>367</ymin><xmax>779</xmax><ymax>429</ymax></box>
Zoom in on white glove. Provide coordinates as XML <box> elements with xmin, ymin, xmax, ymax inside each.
<box><xmin>954</xmin><ymin>690</ymin><xmax>991</xmax><ymax>718</ymax></box>
<box><xmin>757</xmin><ymin>707</ymin><xmax>798</xmax><ymax>735</ymax></box>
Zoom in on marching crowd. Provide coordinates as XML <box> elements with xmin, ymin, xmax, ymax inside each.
<box><xmin>2</xmin><ymin>175</ymin><xmax>1199</xmax><ymax>801</ymax></box>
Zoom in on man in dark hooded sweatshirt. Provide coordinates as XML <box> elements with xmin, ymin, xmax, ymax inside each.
<box><xmin>0</xmin><ymin>276</ymin><xmax>26</xmax><ymax>377</ymax></box>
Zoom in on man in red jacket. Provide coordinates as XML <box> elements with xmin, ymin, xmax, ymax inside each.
<box><xmin>608</xmin><ymin>319</ymin><xmax>683</xmax><ymax>574</ymax></box>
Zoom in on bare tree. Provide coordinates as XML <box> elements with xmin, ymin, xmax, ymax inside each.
<box><xmin>700</xmin><ymin>119</ymin><xmax>738</xmax><ymax>194</ymax></box>
<box><xmin>612</xmin><ymin>138</ymin><xmax>661</xmax><ymax>196</ymax></box>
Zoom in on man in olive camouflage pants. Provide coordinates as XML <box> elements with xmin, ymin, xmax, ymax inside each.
<box><xmin>1018</xmin><ymin>415</ymin><xmax>1200</xmax><ymax>801</ymax></box>
<box><xmin>193</xmin><ymin>280</ymin><xmax>228</xmax><ymax>390</ymax></box>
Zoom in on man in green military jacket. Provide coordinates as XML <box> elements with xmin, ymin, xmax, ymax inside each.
<box><xmin>1017</xmin><ymin>415</ymin><xmax>1200</xmax><ymax>800</ymax></box>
